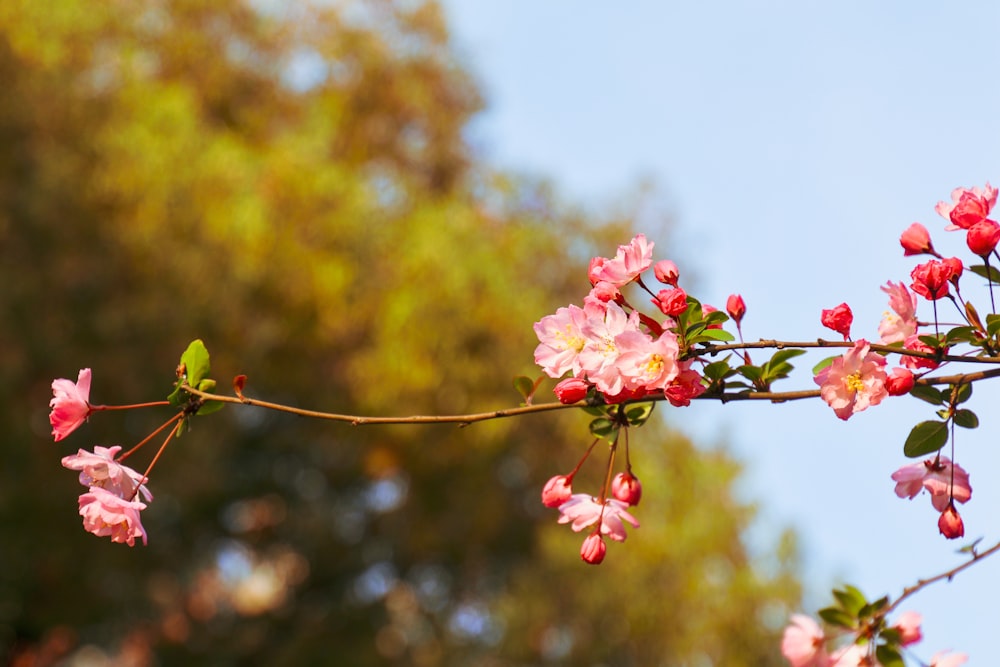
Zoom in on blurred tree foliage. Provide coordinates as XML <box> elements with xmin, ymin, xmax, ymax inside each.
<box><xmin>0</xmin><ymin>0</ymin><xmax>800</xmax><ymax>664</ymax></box>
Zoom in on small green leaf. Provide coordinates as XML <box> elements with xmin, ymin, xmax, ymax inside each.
<box><xmin>832</xmin><ymin>585</ymin><xmax>867</xmax><ymax>616</ymax></box>
<box><xmin>953</xmin><ymin>409</ymin><xmax>979</xmax><ymax>429</ymax></box>
<box><xmin>817</xmin><ymin>606</ymin><xmax>856</xmax><ymax>630</ymax></box>
<box><xmin>180</xmin><ymin>339</ymin><xmax>212</xmax><ymax>388</ymax></box>
<box><xmin>703</xmin><ymin>310</ymin><xmax>730</xmax><ymax>327</ymax></box>
<box><xmin>812</xmin><ymin>355</ymin><xmax>837</xmax><ymax>375</ymax></box>
<box><xmin>625</xmin><ymin>402</ymin><xmax>656</xmax><ymax>427</ymax></box>
<box><xmin>690</xmin><ymin>328</ymin><xmax>735</xmax><ymax>343</ymax></box>
<box><xmin>513</xmin><ymin>375</ymin><xmax>535</xmax><ymax>400</ymax></box>
<box><xmin>918</xmin><ymin>333</ymin><xmax>944</xmax><ymax>349</ymax></box>
<box><xmin>875</xmin><ymin>644</ymin><xmax>905</xmax><ymax>667</ymax></box>
<box><xmin>953</xmin><ymin>382</ymin><xmax>973</xmax><ymax>405</ymax></box>
<box><xmin>909</xmin><ymin>385</ymin><xmax>945</xmax><ymax>405</ymax></box>
<box><xmin>903</xmin><ymin>420</ymin><xmax>949</xmax><ymax>458</ymax></box>
<box><xmin>970</xmin><ymin>263</ymin><xmax>1000</xmax><ymax>284</ymax></box>
<box><xmin>196</xmin><ymin>400</ymin><xmax>224</xmax><ymax>416</ymax></box>
<box><xmin>703</xmin><ymin>360</ymin><xmax>734</xmax><ymax>381</ymax></box>
<box><xmin>945</xmin><ymin>326</ymin><xmax>976</xmax><ymax>345</ymax></box>
<box><xmin>987</xmin><ymin>313</ymin><xmax>1000</xmax><ymax>337</ymax></box>
<box><xmin>589</xmin><ymin>417</ymin><xmax>618</xmax><ymax>441</ymax></box>
<box><xmin>738</xmin><ymin>365</ymin><xmax>763</xmax><ymax>383</ymax></box>
<box><xmin>198</xmin><ymin>378</ymin><xmax>216</xmax><ymax>393</ymax></box>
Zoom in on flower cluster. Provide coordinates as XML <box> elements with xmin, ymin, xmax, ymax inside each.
<box><xmin>892</xmin><ymin>456</ymin><xmax>972</xmax><ymax>539</ymax></box>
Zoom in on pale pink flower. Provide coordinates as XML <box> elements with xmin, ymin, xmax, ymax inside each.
<box><xmin>929</xmin><ymin>650</ymin><xmax>968</xmax><ymax>667</ymax></box>
<box><xmin>892</xmin><ymin>610</ymin><xmax>922</xmax><ymax>646</ymax></box>
<box><xmin>814</xmin><ymin>340</ymin><xmax>888</xmax><ymax>420</ymax></box>
<box><xmin>900</xmin><ymin>222</ymin><xmax>936</xmax><ymax>256</ymax></box>
<box><xmin>611</xmin><ymin>472</ymin><xmax>642</xmax><ymax>506</ymax></box>
<box><xmin>589</xmin><ymin>280</ymin><xmax>620</xmax><ymax>303</ymax></box>
<box><xmin>828</xmin><ymin>644</ymin><xmax>868</xmax><ymax>667</ymax></box>
<box><xmin>614</xmin><ymin>329</ymin><xmax>680</xmax><ymax>393</ymax></box>
<box><xmin>588</xmin><ymin>234</ymin><xmax>655</xmax><ymax>287</ymax></box>
<box><xmin>557</xmin><ymin>494</ymin><xmax>639</xmax><ymax>542</ymax></box>
<box><xmin>892</xmin><ymin>457</ymin><xmax>971</xmax><ymax>511</ymax></box>
<box><xmin>936</xmin><ymin>183</ymin><xmax>997</xmax><ymax>231</ymax></box>
<box><xmin>878</xmin><ymin>281</ymin><xmax>918</xmax><ymax>345</ymax></box>
<box><xmin>580</xmin><ymin>533</ymin><xmax>606</xmax><ymax>564</ymax></box>
<box><xmin>533</xmin><ymin>305</ymin><xmax>591</xmax><ymax>378</ymax></box>
<box><xmin>62</xmin><ymin>445</ymin><xmax>153</xmax><ymax>502</ymax></box>
<box><xmin>78</xmin><ymin>486</ymin><xmax>148</xmax><ymax>547</ymax></box>
<box><xmin>49</xmin><ymin>368</ymin><xmax>93</xmax><ymax>441</ymax></box>
<box><xmin>541</xmin><ymin>475</ymin><xmax>573</xmax><ymax>508</ymax></box>
<box><xmin>780</xmin><ymin>614</ymin><xmax>827</xmax><ymax>667</ymax></box>
<box><xmin>577</xmin><ymin>302</ymin><xmax>639</xmax><ymax>396</ymax></box>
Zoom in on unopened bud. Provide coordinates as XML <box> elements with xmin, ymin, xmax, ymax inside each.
<box><xmin>541</xmin><ymin>475</ymin><xmax>573</xmax><ymax>508</ymax></box>
<box><xmin>580</xmin><ymin>532</ymin><xmax>606</xmax><ymax>564</ymax></box>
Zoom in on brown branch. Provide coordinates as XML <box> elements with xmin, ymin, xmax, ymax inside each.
<box><xmin>695</xmin><ymin>339</ymin><xmax>1000</xmax><ymax>365</ymax></box>
<box><xmin>886</xmin><ymin>539</ymin><xmax>1000</xmax><ymax>615</ymax></box>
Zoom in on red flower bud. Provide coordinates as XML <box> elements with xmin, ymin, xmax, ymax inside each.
<box><xmin>899</xmin><ymin>222</ymin><xmax>935</xmax><ymax>256</ymax></box>
<box><xmin>726</xmin><ymin>293</ymin><xmax>746</xmax><ymax>326</ymax></box>
<box><xmin>653</xmin><ymin>287</ymin><xmax>688</xmax><ymax>317</ymax></box>
<box><xmin>820</xmin><ymin>303</ymin><xmax>853</xmax><ymax>340</ymax></box>
<box><xmin>541</xmin><ymin>475</ymin><xmax>573</xmax><ymax>508</ymax></box>
<box><xmin>553</xmin><ymin>377</ymin><xmax>589</xmax><ymax>404</ymax></box>
<box><xmin>580</xmin><ymin>532</ymin><xmax>606</xmax><ymax>564</ymax></box>
<box><xmin>966</xmin><ymin>220</ymin><xmax>1000</xmax><ymax>257</ymax></box>
<box><xmin>653</xmin><ymin>259</ymin><xmax>679</xmax><ymax>286</ymax></box>
<box><xmin>885</xmin><ymin>367</ymin><xmax>915</xmax><ymax>396</ymax></box>
<box><xmin>938</xmin><ymin>502</ymin><xmax>965</xmax><ymax>540</ymax></box>
<box><xmin>611</xmin><ymin>471</ymin><xmax>642</xmax><ymax>506</ymax></box>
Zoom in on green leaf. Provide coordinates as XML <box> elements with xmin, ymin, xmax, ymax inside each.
<box><xmin>196</xmin><ymin>400</ymin><xmax>224</xmax><ymax>416</ymax></box>
<box><xmin>817</xmin><ymin>606</ymin><xmax>856</xmax><ymax>630</ymax></box>
<box><xmin>944</xmin><ymin>326</ymin><xmax>976</xmax><ymax>345</ymax></box>
<box><xmin>703</xmin><ymin>310</ymin><xmax>730</xmax><ymax>327</ymax></box>
<box><xmin>588</xmin><ymin>417</ymin><xmax>618</xmax><ymax>441</ymax></box>
<box><xmin>198</xmin><ymin>378</ymin><xmax>216</xmax><ymax>393</ymax></box>
<box><xmin>832</xmin><ymin>585</ymin><xmax>867</xmax><ymax>616</ymax></box>
<box><xmin>690</xmin><ymin>328</ymin><xmax>735</xmax><ymax>343</ymax></box>
<box><xmin>903</xmin><ymin>420</ymin><xmax>949</xmax><ymax>458</ymax></box>
<box><xmin>917</xmin><ymin>333</ymin><xmax>944</xmax><ymax>349</ymax></box>
<box><xmin>970</xmin><ymin>263</ymin><xmax>1000</xmax><ymax>284</ymax></box>
<box><xmin>703</xmin><ymin>360</ymin><xmax>733</xmax><ymax>381</ymax></box>
<box><xmin>875</xmin><ymin>644</ymin><xmax>905</xmax><ymax>667</ymax></box>
<box><xmin>953</xmin><ymin>409</ymin><xmax>979</xmax><ymax>429</ymax></box>
<box><xmin>812</xmin><ymin>355</ymin><xmax>837</xmax><ymax>375</ymax></box>
<box><xmin>909</xmin><ymin>385</ymin><xmax>945</xmax><ymax>405</ymax></box>
<box><xmin>987</xmin><ymin>313</ymin><xmax>1000</xmax><ymax>337</ymax></box>
<box><xmin>737</xmin><ymin>365</ymin><xmax>763</xmax><ymax>383</ymax></box>
<box><xmin>625</xmin><ymin>402</ymin><xmax>656</xmax><ymax>427</ymax></box>
<box><xmin>513</xmin><ymin>375</ymin><xmax>536</xmax><ymax>401</ymax></box>
<box><xmin>180</xmin><ymin>339</ymin><xmax>212</xmax><ymax>388</ymax></box>
<box><xmin>953</xmin><ymin>382</ymin><xmax>973</xmax><ymax>405</ymax></box>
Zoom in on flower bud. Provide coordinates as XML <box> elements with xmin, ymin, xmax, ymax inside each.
<box><xmin>885</xmin><ymin>367</ymin><xmax>915</xmax><ymax>396</ymax></box>
<box><xmin>726</xmin><ymin>293</ymin><xmax>746</xmax><ymax>326</ymax></box>
<box><xmin>893</xmin><ymin>610</ymin><xmax>923</xmax><ymax>647</ymax></box>
<box><xmin>589</xmin><ymin>280</ymin><xmax>620</xmax><ymax>303</ymax></box>
<box><xmin>653</xmin><ymin>260</ymin><xmax>679</xmax><ymax>286</ymax></box>
<box><xmin>966</xmin><ymin>219</ymin><xmax>1000</xmax><ymax>257</ymax></box>
<box><xmin>938</xmin><ymin>503</ymin><xmax>964</xmax><ymax>539</ymax></box>
<box><xmin>541</xmin><ymin>475</ymin><xmax>573</xmax><ymax>508</ymax></box>
<box><xmin>820</xmin><ymin>303</ymin><xmax>853</xmax><ymax>340</ymax></box>
<box><xmin>653</xmin><ymin>287</ymin><xmax>688</xmax><ymax>317</ymax></box>
<box><xmin>899</xmin><ymin>222</ymin><xmax>935</xmax><ymax>256</ymax></box>
<box><xmin>580</xmin><ymin>532</ymin><xmax>606</xmax><ymax>564</ymax></box>
<box><xmin>611</xmin><ymin>471</ymin><xmax>642</xmax><ymax>506</ymax></box>
<box><xmin>553</xmin><ymin>377</ymin><xmax>589</xmax><ymax>404</ymax></box>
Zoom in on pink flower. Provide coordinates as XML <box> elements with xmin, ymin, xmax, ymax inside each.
<box><xmin>821</xmin><ymin>303</ymin><xmax>853</xmax><ymax>340</ymax></box>
<box><xmin>726</xmin><ymin>293</ymin><xmax>746</xmax><ymax>326</ymax></box>
<box><xmin>557</xmin><ymin>494</ymin><xmax>639</xmax><ymax>542</ymax></box>
<box><xmin>966</xmin><ymin>219</ymin><xmax>1000</xmax><ymax>257</ymax></box>
<box><xmin>541</xmin><ymin>475</ymin><xmax>574</xmax><ymax>508</ymax></box>
<box><xmin>62</xmin><ymin>445</ymin><xmax>153</xmax><ymax>502</ymax></box>
<box><xmin>654</xmin><ymin>259</ymin><xmax>679</xmax><ymax>286</ymax></box>
<box><xmin>49</xmin><ymin>368</ymin><xmax>93</xmax><ymax>441</ymax></box>
<box><xmin>814</xmin><ymin>340</ymin><xmax>888</xmax><ymax>420</ymax></box>
<box><xmin>78</xmin><ymin>486</ymin><xmax>148</xmax><ymax>546</ymax></box>
<box><xmin>533</xmin><ymin>305</ymin><xmax>591</xmax><ymax>378</ymax></box>
<box><xmin>664</xmin><ymin>365</ymin><xmax>706</xmax><ymax>407</ymax></box>
<box><xmin>929</xmin><ymin>651</ymin><xmax>968</xmax><ymax>667</ymax></box>
<box><xmin>553</xmin><ymin>377</ymin><xmax>590</xmax><ymax>404</ymax></box>
<box><xmin>938</xmin><ymin>501</ymin><xmax>964</xmax><ymax>539</ymax></box>
<box><xmin>892</xmin><ymin>456</ymin><xmax>971</xmax><ymax>511</ymax></box>
<box><xmin>878</xmin><ymin>281</ymin><xmax>918</xmax><ymax>345</ymax></box>
<box><xmin>901</xmin><ymin>334</ymin><xmax>945</xmax><ymax>371</ymax></box>
<box><xmin>900</xmin><ymin>222</ymin><xmax>936</xmax><ymax>256</ymax></box>
<box><xmin>611</xmin><ymin>472</ymin><xmax>642</xmax><ymax>506</ymax></box>
<box><xmin>828</xmin><ymin>644</ymin><xmax>867</xmax><ymax>667</ymax></box>
<box><xmin>588</xmin><ymin>234</ymin><xmax>654</xmax><ymax>287</ymax></box>
<box><xmin>614</xmin><ymin>329</ymin><xmax>681</xmax><ymax>393</ymax></box>
<box><xmin>653</xmin><ymin>287</ymin><xmax>688</xmax><ymax>317</ymax></box>
<box><xmin>892</xmin><ymin>610</ymin><xmax>922</xmax><ymax>646</ymax></box>
<box><xmin>885</xmin><ymin>367</ymin><xmax>914</xmax><ymax>396</ymax></box>
<box><xmin>936</xmin><ymin>183</ymin><xmax>997</xmax><ymax>231</ymax></box>
<box><xmin>910</xmin><ymin>258</ymin><xmax>962</xmax><ymax>301</ymax></box>
<box><xmin>589</xmin><ymin>280</ymin><xmax>620</xmax><ymax>303</ymax></box>
<box><xmin>577</xmin><ymin>302</ymin><xmax>639</xmax><ymax>396</ymax></box>
<box><xmin>580</xmin><ymin>532</ymin><xmax>606</xmax><ymax>564</ymax></box>
<box><xmin>780</xmin><ymin>614</ymin><xmax>827</xmax><ymax>667</ymax></box>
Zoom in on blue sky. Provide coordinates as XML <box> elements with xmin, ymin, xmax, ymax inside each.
<box><xmin>440</xmin><ymin>1</ymin><xmax>1000</xmax><ymax>662</ymax></box>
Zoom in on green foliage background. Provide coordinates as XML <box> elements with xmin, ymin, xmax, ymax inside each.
<box><xmin>0</xmin><ymin>0</ymin><xmax>799</xmax><ymax>664</ymax></box>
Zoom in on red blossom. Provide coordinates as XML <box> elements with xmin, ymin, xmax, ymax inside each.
<box><xmin>966</xmin><ymin>219</ymin><xmax>1000</xmax><ymax>257</ymax></box>
<box><xmin>910</xmin><ymin>258</ymin><xmax>961</xmax><ymax>300</ymax></box>
<box><xmin>938</xmin><ymin>502</ymin><xmax>965</xmax><ymax>539</ymax></box>
<box><xmin>820</xmin><ymin>302</ymin><xmax>853</xmax><ymax>340</ymax></box>
<box><xmin>611</xmin><ymin>472</ymin><xmax>642</xmax><ymax>506</ymax></box>
<box><xmin>900</xmin><ymin>222</ymin><xmax>936</xmax><ymax>256</ymax></box>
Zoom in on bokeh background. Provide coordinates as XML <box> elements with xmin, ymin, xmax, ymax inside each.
<box><xmin>1</xmin><ymin>1</ymin><xmax>807</xmax><ymax>665</ymax></box>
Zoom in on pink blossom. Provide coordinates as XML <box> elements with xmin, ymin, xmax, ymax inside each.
<box><xmin>653</xmin><ymin>287</ymin><xmax>688</xmax><ymax>317</ymax></box>
<box><xmin>936</xmin><ymin>183</ymin><xmax>997</xmax><ymax>231</ymax></box>
<box><xmin>900</xmin><ymin>222</ymin><xmax>936</xmax><ymax>256</ymax></box>
<box><xmin>611</xmin><ymin>472</ymin><xmax>642</xmax><ymax>506</ymax></box>
<box><xmin>814</xmin><ymin>340</ymin><xmax>888</xmax><ymax>420</ymax></box>
<box><xmin>892</xmin><ymin>456</ymin><xmax>971</xmax><ymax>511</ymax></box>
<box><xmin>533</xmin><ymin>305</ymin><xmax>591</xmax><ymax>378</ymax></box>
<box><xmin>62</xmin><ymin>445</ymin><xmax>153</xmax><ymax>502</ymax></box>
<box><xmin>885</xmin><ymin>367</ymin><xmax>914</xmax><ymax>396</ymax></box>
<box><xmin>929</xmin><ymin>651</ymin><xmax>968</xmax><ymax>667</ymax></box>
<box><xmin>901</xmin><ymin>334</ymin><xmax>945</xmax><ymax>371</ymax></box>
<box><xmin>938</xmin><ymin>502</ymin><xmax>964</xmax><ymax>539</ymax></box>
<box><xmin>828</xmin><ymin>644</ymin><xmax>867</xmax><ymax>667</ymax></box>
<box><xmin>966</xmin><ymin>219</ymin><xmax>1000</xmax><ymax>257</ymax></box>
<box><xmin>780</xmin><ymin>614</ymin><xmax>827</xmax><ymax>667</ymax></box>
<box><xmin>664</xmin><ymin>365</ymin><xmax>706</xmax><ymax>407</ymax></box>
<box><xmin>892</xmin><ymin>610</ymin><xmax>922</xmax><ymax>646</ymax></box>
<box><xmin>49</xmin><ymin>368</ymin><xmax>93</xmax><ymax>441</ymax></box>
<box><xmin>588</xmin><ymin>234</ymin><xmax>654</xmax><ymax>287</ymax></box>
<box><xmin>878</xmin><ymin>281</ymin><xmax>918</xmax><ymax>345</ymax></box>
<box><xmin>726</xmin><ymin>293</ymin><xmax>746</xmax><ymax>326</ymax></box>
<box><xmin>580</xmin><ymin>532</ymin><xmax>606</xmax><ymax>564</ymax></box>
<box><xmin>821</xmin><ymin>303</ymin><xmax>853</xmax><ymax>340</ymax></box>
<box><xmin>654</xmin><ymin>259</ymin><xmax>679</xmax><ymax>286</ymax></box>
<box><xmin>577</xmin><ymin>302</ymin><xmax>639</xmax><ymax>396</ymax></box>
<box><xmin>78</xmin><ymin>486</ymin><xmax>148</xmax><ymax>546</ymax></box>
<box><xmin>557</xmin><ymin>494</ymin><xmax>639</xmax><ymax>542</ymax></box>
<box><xmin>553</xmin><ymin>377</ymin><xmax>590</xmax><ymax>404</ymax></box>
<box><xmin>589</xmin><ymin>280</ymin><xmax>620</xmax><ymax>303</ymax></box>
<box><xmin>541</xmin><ymin>475</ymin><xmax>574</xmax><ymax>508</ymax></box>
<box><xmin>910</xmin><ymin>258</ymin><xmax>962</xmax><ymax>301</ymax></box>
<box><xmin>614</xmin><ymin>329</ymin><xmax>680</xmax><ymax>393</ymax></box>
